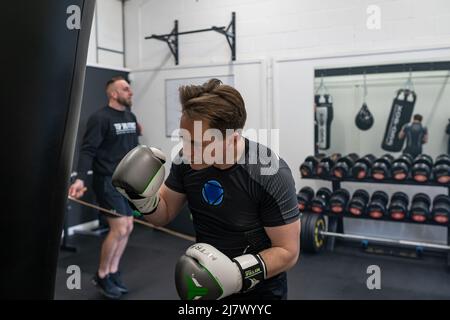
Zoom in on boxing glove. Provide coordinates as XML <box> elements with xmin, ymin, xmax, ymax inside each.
<box><xmin>112</xmin><ymin>145</ymin><xmax>166</xmax><ymax>214</ymax></box>
<box><xmin>175</xmin><ymin>243</ymin><xmax>267</xmax><ymax>300</ymax></box>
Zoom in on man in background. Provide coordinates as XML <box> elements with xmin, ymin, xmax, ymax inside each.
<box><xmin>399</xmin><ymin>114</ymin><xmax>428</xmax><ymax>159</ymax></box>
<box><xmin>68</xmin><ymin>76</ymin><xmax>139</xmax><ymax>299</ymax></box>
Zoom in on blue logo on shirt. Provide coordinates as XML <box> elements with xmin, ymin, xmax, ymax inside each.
<box><xmin>202</xmin><ymin>180</ymin><xmax>224</xmax><ymax>206</ymax></box>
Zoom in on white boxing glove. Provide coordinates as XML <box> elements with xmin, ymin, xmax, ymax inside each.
<box><xmin>112</xmin><ymin>145</ymin><xmax>166</xmax><ymax>214</ymax></box>
<box><xmin>175</xmin><ymin>243</ymin><xmax>267</xmax><ymax>300</ymax></box>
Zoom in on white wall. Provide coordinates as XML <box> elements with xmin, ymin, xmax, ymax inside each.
<box><xmin>130</xmin><ymin>60</ymin><xmax>268</xmax><ymax>167</ymax></box>
<box><xmin>123</xmin><ymin>1</ymin><xmax>450</xmax><ymax>243</ymax></box>
<box><xmin>124</xmin><ymin>0</ymin><xmax>450</xmax><ymax>69</ymax></box>
<box><xmin>87</xmin><ymin>0</ymin><xmax>125</xmax><ymax>67</ymax></box>
<box><xmin>123</xmin><ymin>0</ymin><xmax>450</xmax><ymax>184</ymax></box>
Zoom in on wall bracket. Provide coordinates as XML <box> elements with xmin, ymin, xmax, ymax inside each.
<box><xmin>145</xmin><ymin>12</ymin><xmax>236</xmax><ymax>65</ymax></box>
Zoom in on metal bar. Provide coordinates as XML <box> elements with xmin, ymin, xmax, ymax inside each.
<box><xmin>302</xmin><ymin>176</ymin><xmax>448</xmax><ymax>189</ymax></box>
<box><xmin>69</xmin><ymin>196</ymin><xmax>196</xmax><ymax>242</ymax></box>
<box><xmin>331</xmin><ymin>180</ymin><xmax>344</xmax><ymax>234</ymax></box>
<box><xmin>178</xmin><ymin>26</ymin><xmax>224</xmax><ymax>35</ymax></box>
<box><xmin>315</xmin><ymin>61</ymin><xmax>450</xmax><ymax>78</ymax></box>
<box><xmin>326</xmin><ymin>217</ymin><xmax>339</xmax><ymax>251</ymax></box>
<box><xmin>174</xmin><ymin>20</ymin><xmax>179</xmax><ymax>65</ymax></box>
<box><xmin>212</xmin><ymin>26</ymin><xmax>230</xmax><ymax>36</ymax></box>
<box><xmin>447</xmin><ymin>228</ymin><xmax>450</xmax><ymax>266</ymax></box>
<box><xmin>97</xmin><ymin>46</ymin><xmax>125</xmax><ymax>54</ymax></box>
<box><xmin>146</xmin><ymin>26</ymin><xmax>225</xmax><ymax>39</ymax></box>
<box><xmin>320</xmin><ymin>231</ymin><xmax>450</xmax><ymax>251</ymax></box>
<box><xmin>309</xmin><ymin>210</ymin><xmax>447</xmax><ymax>227</ymax></box>
<box><xmin>95</xmin><ymin>3</ymin><xmax>99</xmax><ymax>63</ymax></box>
<box><xmin>121</xmin><ymin>0</ymin><xmax>126</xmax><ymax>68</ymax></box>
<box><xmin>144</xmin><ymin>12</ymin><xmax>236</xmax><ymax>64</ymax></box>
<box><xmin>231</xmin><ymin>11</ymin><xmax>236</xmax><ymax>61</ymax></box>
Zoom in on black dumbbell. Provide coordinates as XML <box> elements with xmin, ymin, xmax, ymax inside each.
<box><xmin>311</xmin><ymin>187</ymin><xmax>332</xmax><ymax>214</ymax></box>
<box><xmin>329</xmin><ymin>189</ymin><xmax>350</xmax><ymax>214</ymax></box>
<box><xmin>316</xmin><ymin>153</ymin><xmax>341</xmax><ymax>178</ymax></box>
<box><xmin>432</xmin><ymin>195</ymin><xmax>450</xmax><ymax>224</ymax></box>
<box><xmin>351</xmin><ymin>154</ymin><xmax>376</xmax><ymax>179</ymax></box>
<box><xmin>371</xmin><ymin>154</ymin><xmax>395</xmax><ymax>180</ymax></box>
<box><xmin>367</xmin><ymin>191</ymin><xmax>389</xmax><ymax>219</ymax></box>
<box><xmin>300</xmin><ymin>155</ymin><xmax>321</xmax><ymax>178</ymax></box>
<box><xmin>410</xmin><ymin>193</ymin><xmax>431</xmax><ymax>223</ymax></box>
<box><xmin>433</xmin><ymin>154</ymin><xmax>450</xmax><ymax>184</ymax></box>
<box><xmin>297</xmin><ymin>187</ymin><xmax>315</xmax><ymax>211</ymax></box>
<box><xmin>411</xmin><ymin>154</ymin><xmax>433</xmax><ymax>182</ymax></box>
<box><xmin>391</xmin><ymin>154</ymin><xmax>413</xmax><ymax>181</ymax></box>
<box><xmin>331</xmin><ymin>153</ymin><xmax>359</xmax><ymax>179</ymax></box>
<box><xmin>388</xmin><ymin>192</ymin><xmax>409</xmax><ymax>221</ymax></box>
<box><xmin>348</xmin><ymin>189</ymin><xmax>370</xmax><ymax>217</ymax></box>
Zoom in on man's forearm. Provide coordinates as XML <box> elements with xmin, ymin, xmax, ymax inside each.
<box><xmin>259</xmin><ymin>246</ymin><xmax>299</xmax><ymax>279</ymax></box>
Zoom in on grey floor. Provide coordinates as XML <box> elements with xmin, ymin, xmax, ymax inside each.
<box><xmin>55</xmin><ymin>224</ymin><xmax>450</xmax><ymax>300</ymax></box>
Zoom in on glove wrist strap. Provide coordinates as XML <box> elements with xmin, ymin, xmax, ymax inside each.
<box><xmin>140</xmin><ymin>194</ymin><xmax>160</xmax><ymax>215</ymax></box>
<box><xmin>233</xmin><ymin>254</ymin><xmax>267</xmax><ymax>292</ymax></box>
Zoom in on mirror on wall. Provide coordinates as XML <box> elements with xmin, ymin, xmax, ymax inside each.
<box><xmin>313</xmin><ymin>61</ymin><xmax>450</xmax><ymax>160</ymax></box>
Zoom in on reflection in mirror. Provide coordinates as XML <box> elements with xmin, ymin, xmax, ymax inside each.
<box><xmin>314</xmin><ymin>62</ymin><xmax>450</xmax><ymax>162</ymax></box>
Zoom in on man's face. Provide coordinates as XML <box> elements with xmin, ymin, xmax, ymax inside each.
<box><xmin>112</xmin><ymin>80</ymin><xmax>133</xmax><ymax>108</ymax></box>
<box><xmin>179</xmin><ymin>114</ymin><xmax>235</xmax><ymax>166</ymax></box>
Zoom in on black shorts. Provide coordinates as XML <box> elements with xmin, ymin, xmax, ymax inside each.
<box><xmin>92</xmin><ymin>175</ymin><xmax>134</xmax><ymax>218</ymax></box>
<box><xmin>224</xmin><ymin>272</ymin><xmax>287</xmax><ymax>300</ymax></box>
<box><xmin>403</xmin><ymin>148</ymin><xmax>421</xmax><ymax>160</ymax></box>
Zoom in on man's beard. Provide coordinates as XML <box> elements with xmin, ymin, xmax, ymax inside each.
<box><xmin>118</xmin><ymin>96</ymin><xmax>132</xmax><ymax>108</ymax></box>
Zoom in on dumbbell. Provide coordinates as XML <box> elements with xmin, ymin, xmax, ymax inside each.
<box><xmin>348</xmin><ymin>189</ymin><xmax>370</xmax><ymax>217</ymax></box>
<box><xmin>351</xmin><ymin>154</ymin><xmax>376</xmax><ymax>179</ymax></box>
<box><xmin>300</xmin><ymin>156</ymin><xmax>320</xmax><ymax>178</ymax></box>
<box><xmin>411</xmin><ymin>154</ymin><xmax>433</xmax><ymax>182</ymax></box>
<box><xmin>316</xmin><ymin>153</ymin><xmax>341</xmax><ymax>178</ymax></box>
<box><xmin>432</xmin><ymin>195</ymin><xmax>450</xmax><ymax>224</ymax></box>
<box><xmin>297</xmin><ymin>187</ymin><xmax>315</xmax><ymax>211</ymax></box>
<box><xmin>367</xmin><ymin>191</ymin><xmax>389</xmax><ymax>219</ymax></box>
<box><xmin>311</xmin><ymin>187</ymin><xmax>332</xmax><ymax>214</ymax></box>
<box><xmin>410</xmin><ymin>193</ymin><xmax>431</xmax><ymax>223</ymax></box>
<box><xmin>331</xmin><ymin>153</ymin><xmax>359</xmax><ymax>179</ymax></box>
<box><xmin>388</xmin><ymin>192</ymin><xmax>409</xmax><ymax>221</ymax></box>
<box><xmin>391</xmin><ymin>154</ymin><xmax>413</xmax><ymax>181</ymax></box>
<box><xmin>329</xmin><ymin>189</ymin><xmax>350</xmax><ymax>214</ymax></box>
<box><xmin>371</xmin><ymin>154</ymin><xmax>395</xmax><ymax>180</ymax></box>
<box><xmin>433</xmin><ymin>154</ymin><xmax>450</xmax><ymax>184</ymax></box>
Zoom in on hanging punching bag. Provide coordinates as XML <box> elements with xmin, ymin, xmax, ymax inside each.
<box><xmin>355</xmin><ymin>74</ymin><xmax>374</xmax><ymax>131</ymax></box>
<box><xmin>355</xmin><ymin>102</ymin><xmax>374</xmax><ymax>131</ymax></box>
<box><xmin>381</xmin><ymin>89</ymin><xmax>416</xmax><ymax>152</ymax></box>
<box><xmin>1</xmin><ymin>1</ymin><xmax>95</xmax><ymax>299</ymax></box>
<box><xmin>315</xmin><ymin>94</ymin><xmax>334</xmax><ymax>150</ymax></box>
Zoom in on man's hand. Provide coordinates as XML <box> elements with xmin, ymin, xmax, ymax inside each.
<box><xmin>68</xmin><ymin>179</ymin><xmax>87</xmax><ymax>199</ymax></box>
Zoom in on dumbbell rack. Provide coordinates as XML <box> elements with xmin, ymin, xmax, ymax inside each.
<box><xmin>302</xmin><ymin>176</ymin><xmax>450</xmax><ymax>267</ymax></box>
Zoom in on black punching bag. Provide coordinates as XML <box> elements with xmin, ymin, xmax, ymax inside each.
<box><xmin>1</xmin><ymin>1</ymin><xmax>95</xmax><ymax>299</ymax></box>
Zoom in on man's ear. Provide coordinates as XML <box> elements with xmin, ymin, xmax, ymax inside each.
<box><xmin>110</xmin><ymin>90</ymin><xmax>118</xmax><ymax>100</ymax></box>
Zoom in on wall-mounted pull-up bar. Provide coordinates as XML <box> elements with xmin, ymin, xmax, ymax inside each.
<box><xmin>145</xmin><ymin>12</ymin><xmax>236</xmax><ymax>65</ymax></box>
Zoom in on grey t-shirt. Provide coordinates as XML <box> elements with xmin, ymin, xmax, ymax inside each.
<box><xmin>403</xmin><ymin>122</ymin><xmax>428</xmax><ymax>158</ymax></box>
<box><xmin>165</xmin><ymin>138</ymin><xmax>300</xmax><ymax>258</ymax></box>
